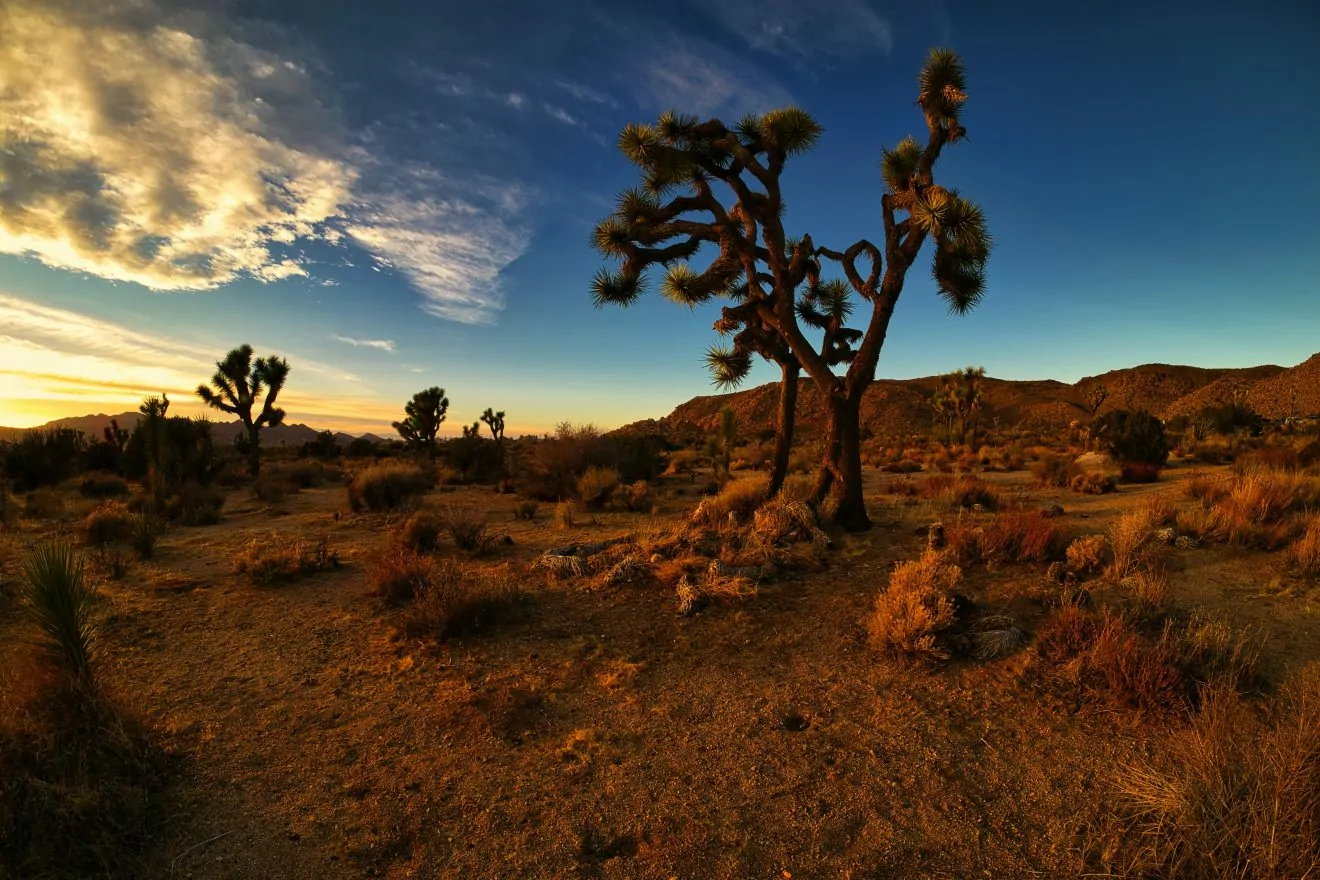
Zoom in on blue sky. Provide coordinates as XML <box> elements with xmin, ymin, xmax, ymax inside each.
<box><xmin>1</xmin><ymin>0</ymin><xmax>1317</xmax><ymax>433</ymax></box>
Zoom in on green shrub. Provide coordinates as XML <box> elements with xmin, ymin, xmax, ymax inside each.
<box><xmin>347</xmin><ymin>464</ymin><xmax>432</xmax><ymax>512</ymax></box>
<box><xmin>1092</xmin><ymin>409</ymin><xmax>1170</xmax><ymax>469</ymax></box>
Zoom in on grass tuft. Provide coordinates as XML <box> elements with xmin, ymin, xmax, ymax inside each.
<box><xmin>20</xmin><ymin>543</ymin><xmax>98</xmax><ymax>687</ymax></box>
<box><xmin>867</xmin><ymin>551</ymin><xmax>959</xmax><ymax>663</ymax></box>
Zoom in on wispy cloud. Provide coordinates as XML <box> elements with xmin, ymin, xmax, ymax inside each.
<box><xmin>704</xmin><ymin>0</ymin><xmax>894</xmax><ymax>62</ymax></box>
<box><xmin>554</xmin><ymin>79</ymin><xmax>618</xmax><ymax>108</ymax></box>
<box><xmin>543</xmin><ymin>104</ymin><xmax>583</xmax><ymax>127</ymax></box>
<box><xmin>333</xmin><ymin>335</ymin><xmax>395</xmax><ymax>352</ymax></box>
<box><xmin>0</xmin><ymin>0</ymin><xmax>526</xmax><ymax>326</ymax></box>
<box><xmin>635</xmin><ymin>36</ymin><xmax>794</xmax><ymax>115</ymax></box>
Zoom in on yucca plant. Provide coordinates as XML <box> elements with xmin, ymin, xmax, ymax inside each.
<box><xmin>591</xmin><ymin>47</ymin><xmax>991</xmax><ymax>531</ymax></box>
<box><xmin>21</xmin><ymin>543</ymin><xmax>99</xmax><ymax>687</ymax></box>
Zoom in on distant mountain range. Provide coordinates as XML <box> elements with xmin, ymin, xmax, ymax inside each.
<box><xmin>628</xmin><ymin>353</ymin><xmax>1320</xmax><ymax>440</ymax></box>
<box><xmin>0</xmin><ymin>412</ymin><xmax>392</xmax><ymax>446</ymax></box>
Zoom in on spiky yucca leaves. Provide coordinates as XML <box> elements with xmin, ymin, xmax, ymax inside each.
<box><xmin>393</xmin><ymin>387</ymin><xmax>449</xmax><ymax>450</ymax></box>
<box><xmin>704</xmin><ymin>345</ymin><xmax>753</xmax><ymax>389</ymax></box>
<box><xmin>21</xmin><ymin>543</ymin><xmax>98</xmax><ymax>687</ymax></box>
<box><xmin>195</xmin><ymin>344</ymin><xmax>290</xmax><ymax>477</ymax></box>
<box><xmin>918</xmin><ymin>47</ymin><xmax>968</xmax><ymax>141</ymax></box>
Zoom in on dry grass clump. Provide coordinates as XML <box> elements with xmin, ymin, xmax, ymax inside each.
<box><xmin>233</xmin><ymin>534</ymin><xmax>339</xmax><ymax>584</ymax></box>
<box><xmin>1065</xmin><ymin>534</ymin><xmax>1106</xmax><ymax>574</ymax></box>
<box><xmin>513</xmin><ymin>499</ymin><xmax>539</xmax><ymax>521</ymax></box>
<box><xmin>920</xmin><ymin>474</ymin><xmax>1003</xmax><ymax>510</ymax></box>
<box><xmin>1165</xmin><ymin>611</ymin><xmax>1262</xmax><ymax>691</ymax></box>
<box><xmin>366</xmin><ymin>546</ymin><xmax>436</xmax><ymax>605</ymax></box>
<box><xmin>79</xmin><ymin>472</ymin><xmax>129</xmax><ymax>498</ymax></box>
<box><xmin>867</xmin><ymin>551</ymin><xmax>960</xmax><ymax>663</ymax></box>
<box><xmin>577</xmin><ymin>465</ymin><xmax>620</xmax><ymax>508</ymax></box>
<box><xmin>394</xmin><ymin>557</ymin><xmax>522</xmax><ymax>640</ymax></box>
<box><xmin>1188</xmin><ymin>468</ymin><xmax>1318</xmax><ymax>550</ymax></box>
<box><xmin>607</xmin><ymin>480</ymin><xmax>652</xmax><ymax>512</ymax></box>
<box><xmin>347</xmin><ymin>464</ymin><xmax>432</xmax><ymax>512</ymax></box>
<box><xmin>23</xmin><ymin>487</ymin><xmax>65</xmax><ymax>520</ymax></box>
<box><xmin>129</xmin><ymin>512</ymin><xmax>161</xmax><ymax>560</ymax></box>
<box><xmin>1070</xmin><ymin>470</ymin><xmax>1118</xmax><ymax>494</ymax></box>
<box><xmin>1039</xmin><ymin>608</ymin><xmax>1189</xmax><ymax>715</ymax></box>
<box><xmin>250</xmin><ymin>476</ymin><xmax>289</xmax><ymax>504</ymax></box>
<box><xmin>439</xmin><ymin>505</ymin><xmax>497</xmax><ymax>554</ymax></box>
<box><xmin>1286</xmin><ymin>514</ymin><xmax>1320</xmax><ymax>575</ymax></box>
<box><xmin>1107</xmin><ymin>505</ymin><xmax>1164</xmax><ymax>579</ymax></box>
<box><xmin>663</xmin><ymin>449</ymin><xmax>704</xmax><ymax>476</ymax></box>
<box><xmin>947</xmin><ymin>510</ymin><xmax>1071</xmax><ymax>567</ymax></box>
<box><xmin>675</xmin><ymin>561</ymin><xmax>758</xmax><ymax>614</ymax></box>
<box><xmin>1126</xmin><ymin>565</ymin><xmax>1171</xmax><ymax>609</ymax></box>
<box><xmin>691</xmin><ymin>476</ymin><xmax>769</xmax><ymax>527</ymax></box>
<box><xmin>1113</xmin><ymin>670</ymin><xmax>1320</xmax><ymax>879</ymax></box>
<box><xmin>398</xmin><ymin>509</ymin><xmax>444</xmax><ymax>554</ymax></box>
<box><xmin>554</xmin><ymin>501</ymin><xmax>575</xmax><ymax>529</ymax></box>
<box><xmin>1185</xmin><ymin>471</ymin><xmax>1231</xmax><ymax>505</ymax></box>
<box><xmin>84</xmin><ymin>501</ymin><xmax>134</xmax><ymax>546</ymax></box>
<box><xmin>165</xmin><ymin>482</ymin><xmax>224</xmax><ymax>525</ymax></box>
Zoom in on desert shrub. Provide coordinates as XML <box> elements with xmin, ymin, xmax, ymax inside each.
<box><xmin>1092</xmin><ymin>409</ymin><xmax>1170</xmax><ymax>472</ymax></box>
<box><xmin>518</xmin><ymin>430</ymin><xmax>665</xmax><ymax>501</ymax></box>
<box><xmin>233</xmin><ymin>535</ymin><xmax>339</xmax><ymax>584</ymax></box>
<box><xmin>1287</xmin><ymin>514</ymin><xmax>1320</xmax><ymax>575</ymax></box>
<box><xmin>91</xmin><ymin>544</ymin><xmax>132</xmax><ymax>579</ymax></box>
<box><xmin>947</xmin><ymin>510</ymin><xmax>1070</xmax><ymax>567</ymax></box>
<box><xmin>79</xmin><ymin>472</ymin><xmax>129</xmax><ymax>499</ymax></box>
<box><xmin>84</xmin><ymin>501</ymin><xmax>134</xmax><ymax>546</ymax></box>
<box><xmin>443</xmin><ymin>434</ymin><xmax>505</xmax><ymax>483</ymax></box>
<box><xmin>399</xmin><ymin>510</ymin><xmax>444</xmax><ymax>554</ymax></box>
<box><xmin>345</xmin><ymin>437</ymin><xmax>379</xmax><ymax>458</ymax></box>
<box><xmin>276</xmin><ymin>461</ymin><xmax>338</xmax><ymax>488</ymax></box>
<box><xmin>366</xmin><ymin>546</ymin><xmax>434</xmax><ymax>605</ymax></box>
<box><xmin>395</xmin><ymin>557</ymin><xmax>522</xmax><ymax>639</ymax></box>
<box><xmin>1032</xmin><ymin>452</ymin><xmax>1080</xmax><ymax>488</ymax></box>
<box><xmin>1198</xmin><ymin>469</ymin><xmax>1317</xmax><ymax>550</ymax></box>
<box><xmin>513</xmin><ymin>499</ymin><xmax>539</xmax><ymax>521</ymax></box>
<box><xmin>1037</xmin><ymin>604</ymin><xmax>1101</xmax><ymax>664</ymax></box>
<box><xmin>347</xmin><ymin>463</ymin><xmax>432</xmax><ymax>512</ymax></box>
<box><xmin>555</xmin><ymin>501</ymin><xmax>575</xmax><ymax>529</ymax></box>
<box><xmin>1167</xmin><ymin>612</ymin><xmax>1262</xmax><ymax>691</ymax></box>
<box><xmin>608</xmin><ymin>480</ymin><xmax>652</xmax><ymax>512</ymax></box>
<box><xmin>1126</xmin><ymin>565</ymin><xmax>1170</xmax><ymax>608</ymax></box>
<box><xmin>1088</xmin><ymin>613</ymin><xmax>1189</xmax><ymax>713</ymax></box>
<box><xmin>1065</xmin><ymin>534</ymin><xmax>1106</xmax><ymax>574</ymax></box>
<box><xmin>23</xmin><ymin>488</ymin><xmax>65</xmax><ymax>520</ymax></box>
<box><xmin>250</xmin><ymin>477</ymin><xmax>287</xmax><ymax>504</ymax></box>
<box><xmin>164</xmin><ymin>482</ymin><xmax>225</xmax><ymax>525</ymax></box>
<box><xmin>1114</xmin><ymin>671</ymin><xmax>1320</xmax><ymax>879</ymax></box>
<box><xmin>881</xmin><ymin>459</ymin><xmax>923</xmax><ymax>474</ymax></box>
<box><xmin>440</xmin><ymin>506</ymin><xmax>496</xmax><ymax>554</ymax></box>
<box><xmin>129</xmin><ymin>513</ymin><xmax>161</xmax><ymax>560</ymax></box>
<box><xmin>19</xmin><ymin>544</ymin><xmax>98</xmax><ymax>687</ymax></box>
<box><xmin>1120</xmin><ymin>462</ymin><xmax>1162</xmax><ymax>483</ymax></box>
<box><xmin>1069</xmin><ymin>471</ymin><xmax>1117</xmax><ymax>494</ymax></box>
<box><xmin>577</xmin><ymin>465</ymin><xmax>621</xmax><ymax>509</ymax></box>
<box><xmin>1195</xmin><ymin>401</ymin><xmax>1265</xmax><ymax>438</ymax></box>
<box><xmin>692</xmin><ymin>477</ymin><xmax>769</xmax><ymax>527</ymax></box>
<box><xmin>1185</xmin><ymin>472</ymin><xmax>1230</xmax><ymax>505</ymax></box>
<box><xmin>1</xmin><ymin>428</ymin><xmax>85</xmax><ymax>491</ymax></box>
<box><xmin>920</xmin><ymin>474</ymin><xmax>1002</xmax><ymax>510</ymax></box>
<box><xmin>867</xmin><ymin>551</ymin><xmax>959</xmax><ymax>663</ymax></box>
<box><xmin>664</xmin><ymin>449</ymin><xmax>704</xmax><ymax>475</ymax></box>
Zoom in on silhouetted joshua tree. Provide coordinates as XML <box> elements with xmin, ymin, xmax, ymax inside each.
<box><xmin>481</xmin><ymin>408</ymin><xmax>506</xmax><ymax>444</ymax></box>
<box><xmin>591</xmin><ymin>48</ymin><xmax>990</xmax><ymax>531</ymax></box>
<box><xmin>461</xmin><ymin>422</ymin><xmax>482</xmax><ymax>439</ymax></box>
<box><xmin>139</xmin><ymin>394</ymin><xmax>169</xmax><ymax>508</ymax></box>
<box><xmin>393</xmin><ymin>387</ymin><xmax>448</xmax><ymax>452</ymax></box>
<box><xmin>936</xmin><ymin>366</ymin><xmax>985</xmax><ymax>445</ymax></box>
<box><xmin>195</xmin><ymin>345</ymin><xmax>289</xmax><ymax>478</ymax></box>
<box><xmin>1070</xmin><ymin>384</ymin><xmax>1109</xmax><ymax>418</ymax></box>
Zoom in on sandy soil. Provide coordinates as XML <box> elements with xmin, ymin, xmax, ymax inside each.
<box><xmin>2</xmin><ymin>463</ymin><xmax>1317</xmax><ymax>879</ymax></box>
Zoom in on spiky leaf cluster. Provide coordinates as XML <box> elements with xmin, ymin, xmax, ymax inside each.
<box><xmin>393</xmin><ymin>387</ymin><xmax>448</xmax><ymax>449</ymax></box>
<box><xmin>196</xmin><ymin>345</ymin><xmax>289</xmax><ymax>430</ymax></box>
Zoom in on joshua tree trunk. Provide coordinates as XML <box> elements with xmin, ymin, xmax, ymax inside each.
<box><xmin>768</xmin><ymin>362</ymin><xmax>799</xmax><ymax>497</ymax></box>
<box><xmin>812</xmin><ymin>392</ymin><xmax>867</xmax><ymax>530</ymax></box>
<box><xmin>247</xmin><ymin>424</ymin><xmax>261</xmax><ymax>477</ymax></box>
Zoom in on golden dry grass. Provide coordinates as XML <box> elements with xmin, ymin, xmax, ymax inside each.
<box><xmin>867</xmin><ymin>551</ymin><xmax>959</xmax><ymax>663</ymax></box>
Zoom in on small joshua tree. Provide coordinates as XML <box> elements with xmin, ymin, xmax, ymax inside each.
<box><xmin>707</xmin><ymin>405</ymin><xmax>739</xmax><ymax>482</ymax></box>
<box><xmin>1071</xmin><ymin>383</ymin><xmax>1109</xmax><ymax>418</ymax></box>
<box><xmin>942</xmin><ymin>366</ymin><xmax>985</xmax><ymax>445</ymax></box>
<box><xmin>461</xmin><ymin>422</ymin><xmax>482</xmax><ymax>439</ymax></box>
<box><xmin>393</xmin><ymin>387</ymin><xmax>448</xmax><ymax>453</ymax></box>
<box><xmin>196</xmin><ymin>346</ymin><xmax>289</xmax><ymax>477</ymax></box>
<box><xmin>591</xmin><ymin>48</ymin><xmax>990</xmax><ymax>530</ymax></box>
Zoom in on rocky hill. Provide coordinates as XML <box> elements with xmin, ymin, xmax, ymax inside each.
<box><xmin>645</xmin><ymin>356</ymin><xmax>1315</xmax><ymax>441</ymax></box>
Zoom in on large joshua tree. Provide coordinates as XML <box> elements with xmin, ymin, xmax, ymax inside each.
<box><xmin>196</xmin><ymin>346</ymin><xmax>289</xmax><ymax>478</ymax></box>
<box><xmin>393</xmin><ymin>387</ymin><xmax>448</xmax><ymax>452</ymax></box>
<box><xmin>591</xmin><ymin>48</ymin><xmax>991</xmax><ymax>530</ymax></box>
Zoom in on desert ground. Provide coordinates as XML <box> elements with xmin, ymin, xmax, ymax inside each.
<box><xmin>3</xmin><ymin>444</ymin><xmax>1318</xmax><ymax>880</ymax></box>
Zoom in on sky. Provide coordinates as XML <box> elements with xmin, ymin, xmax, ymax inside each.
<box><xmin>1</xmin><ymin>0</ymin><xmax>1317</xmax><ymax>435</ymax></box>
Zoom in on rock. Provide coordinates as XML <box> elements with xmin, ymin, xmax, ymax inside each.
<box><xmin>1041</xmin><ymin>503</ymin><xmax>1065</xmax><ymax>519</ymax></box>
<box><xmin>1074</xmin><ymin>451</ymin><xmax>1116</xmax><ymax>472</ymax></box>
